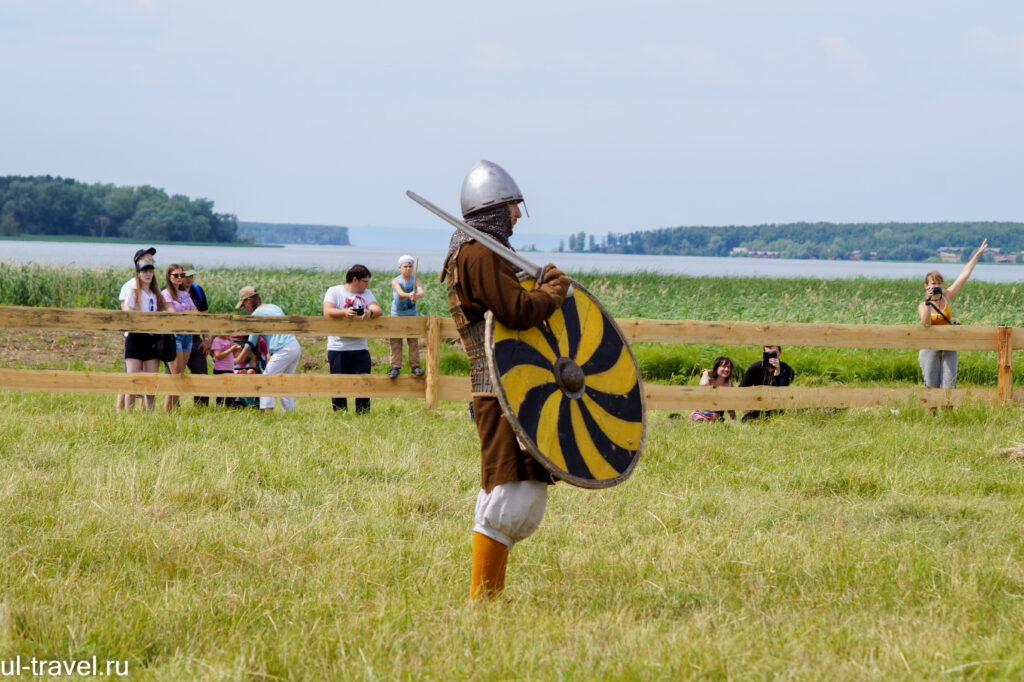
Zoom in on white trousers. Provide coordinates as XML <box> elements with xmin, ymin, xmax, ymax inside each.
<box><xmin>260</xmin><ymin>339</ymin><xmax>301</xmax><ymax>410</ymax></box>
<box><xmin>474</xmin><ymin>481</ymin><xmax>548</xmax><ymax>550</ymax></box>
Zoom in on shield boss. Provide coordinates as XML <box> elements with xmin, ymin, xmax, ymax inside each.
<box><xmin>485</xmin><ymin>279</ymin><xmax>646</xmax><ymax>489</ymax></box>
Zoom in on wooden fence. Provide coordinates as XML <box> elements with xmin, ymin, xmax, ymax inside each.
<box><xmin>0</xmin><ymin>305</ymin><xmax>1020</xmax><ymax>411</ymax></box>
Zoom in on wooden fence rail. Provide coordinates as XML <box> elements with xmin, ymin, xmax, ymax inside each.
<box><xmin>0</xmin><ymin>306</ymin><xmax>1018</xmax><ymax>411</ymax></box>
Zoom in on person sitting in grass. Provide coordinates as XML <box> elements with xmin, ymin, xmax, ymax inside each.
<box><xmin>739</xmin><ymin>344</ymin><xmax>794</xmax><ymax>421</ymax></box>
<box><xmin>388</xmin><ymin>255</ymin><xmax>426</xmax><ymax>380</ymax></box>
<box><xmin>689</xmin><ymin>356</ymin><xmax>737</xmax><ymax>422</ymax></box>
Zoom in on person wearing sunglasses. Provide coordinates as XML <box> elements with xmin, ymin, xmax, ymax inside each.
<box><xmin>161</xmin><ymin>263</ymin><xmax>198</xmax><ymax>411</ymax></box>
<box><xmin>117</xmin><ymin>248</ymin><xmax>172</xmax><ymax>411</ymax></box>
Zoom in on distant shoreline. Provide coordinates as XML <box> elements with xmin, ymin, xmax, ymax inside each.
<box><xmin>0</xmin><ymin>234</ymin><xmax>282</xmax><ymax>248</ymax></box>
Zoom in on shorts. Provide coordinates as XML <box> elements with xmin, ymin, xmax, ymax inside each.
<box><xmin>124</xmin><ymin>333</ymin><xmax>158</xmax><ymax>361</ymax></box>
<box><xmin>175</xmin><ymin>334</ymin><xmax>193</xmax><ymax>354</ymax></box>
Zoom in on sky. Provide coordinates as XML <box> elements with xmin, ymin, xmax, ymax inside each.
<box><xmin>1</xmin><ymin>0</ymin><xmax>1022</xmax><ymax>238</ymax></box>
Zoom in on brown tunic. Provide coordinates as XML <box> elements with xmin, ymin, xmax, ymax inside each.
<box><xmin>447</xmin><ymin>240</ymin><xmax>563</xmax><ymax>492</ymax></box>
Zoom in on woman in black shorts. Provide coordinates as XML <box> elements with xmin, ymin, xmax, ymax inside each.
<box><xmin>117</xmin><ymin>249</ymin><xmax>172</xmax><ymax>410</ymax></box>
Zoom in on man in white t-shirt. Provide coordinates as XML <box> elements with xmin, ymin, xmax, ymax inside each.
<box><xmin>323</xmin><ymin>264</ymin><xmax>383</xmax><ymax>413</ymax></box>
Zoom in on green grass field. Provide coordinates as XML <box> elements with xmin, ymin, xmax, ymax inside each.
<box><xmin>2</xmin><ymin>393</ymin><xmax>1024</xmax><ymax>679</ymax></box>
<box><xmin>4</xmin><ymin>264</ymin><xmax>1024</xmax><ymax>678</ymax></box>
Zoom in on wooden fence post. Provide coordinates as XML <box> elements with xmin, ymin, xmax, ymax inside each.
<box><xmin>997</xmin><ymin>326</ymin><xmax>1013</xmax><ymax>404</ymax></box>
<box><xmin>425</xmin><ymin>315</ymin><xmax>441</xmax><ymax>412</ymax></box>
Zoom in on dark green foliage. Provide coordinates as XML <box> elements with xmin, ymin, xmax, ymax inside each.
<box><xmin>586</xmin><ymin>221</ymin><xmax>1022</xmax><ymax>261</ymax></box>
<box><xmin>237</xmin><ymin>222</ymin><xmax>350</xmax><ymax>246</ymax></box>
<box><xmin>0</xmin><ymin>176</ymin><xmax>240</xmax><ymax>243</ymax></box>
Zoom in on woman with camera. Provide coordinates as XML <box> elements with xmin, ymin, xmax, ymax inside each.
<box><xmin>916</xmin><ymin>238</ymin><xmax>987</xmax><ymax>388</ymax></box>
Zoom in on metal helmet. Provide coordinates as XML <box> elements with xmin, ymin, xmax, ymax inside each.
<box><xmin>460</xmin><ymin>160</ymin><xmax>524</xmax><ymax>217</ymax></box>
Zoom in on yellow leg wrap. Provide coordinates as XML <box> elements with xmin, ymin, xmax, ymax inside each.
<box><xmin>470</xmin><ymin>532</ymin><xmax>509</xmax><ymax>600</ymax></box>
<box><xmin>496</xmin><ymin>550</ymin><xmax>507</xmax><ymax>592</ymax></box>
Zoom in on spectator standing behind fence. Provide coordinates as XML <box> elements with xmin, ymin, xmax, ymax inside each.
<box><xmin>739</xmin><ymin>344</ymin><xmax>794</xmax><ymax>421</ymax></box>
<box><xmin>115</xmin><ymin>247</ymin><xmax>155</xmax><ymax>411</ymax></box>
<box><xmin>690</xmin><ymin>356</ymin><xmax>737</xmax><ymax>422</ymax></box>
<box><xmin>323</xmin><ymin>264</ymin><xmax>383</xmax><ymax>413</ymax></box>
<box><xmin>916</xmin><ymin>239</ymin><xmax>988</xmax><ymax>389</ymax></box>
<box><xmin>161</xmin><ymin>264</ymin><xmax>198</xmax><ymax>412</ymax></box>
<box><xmin>117</xmin><ymin>248</ymin><xmax>172</xmax><ymax>411</ymax></box>
<box><xmin>388</xmin><ymin>255</ymin><xmax>426</xmax><ymax>380</ymax></box>
<box><xmin>179</xmin><ymin>261</ymin><xmax>211</xmax><ymax>406</ymax></box>
<box><xmin>234</xmin><ymin>286</ymin><xmax>301</xmax><ymax>412</ymax></box>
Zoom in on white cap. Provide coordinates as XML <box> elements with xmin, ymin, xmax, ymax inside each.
<box><xmin>398</xmin><ymin>255</ymin><xmax>414</xmax><ymax>266</ymax></box>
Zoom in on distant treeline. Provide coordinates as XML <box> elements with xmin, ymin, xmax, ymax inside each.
<box><xmin>238</xmin><ymin>222</ymin><xmax>350</xmax><ymax>246</ymax></box>
<box><xmin>0</xmin><ymin>175</ymin><xmax>241</xmax><ymax>243</ymax></box>
<box><xmin>564</xmin><ymin>222</ymin><xmax>1024</xmax><ymax>261</ymax></box>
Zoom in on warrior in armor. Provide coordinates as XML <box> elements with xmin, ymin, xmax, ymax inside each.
<box><xmin>442</xmin><ymin>160</ymin><xmax>571</xmax><ymax>599</ymax></box>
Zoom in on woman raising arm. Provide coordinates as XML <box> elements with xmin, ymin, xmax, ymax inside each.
<box><xmin>917</xmin><ymin>239</ymin><xmax>987</xmax><ymax>327</ymax></box>
<box><xmin>916</xmin><ymin>239</ymin><xmax>987</xmax><ymax>388</ymax></box>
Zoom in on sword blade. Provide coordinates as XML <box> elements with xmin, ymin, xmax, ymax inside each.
<box><xmin>406</xmin><ymin>190</ymin><xmax>544</xmax><ymax>282</ymax></box>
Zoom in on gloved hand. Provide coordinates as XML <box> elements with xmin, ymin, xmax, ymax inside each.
<box><xmin>538</xmin><ymin>264</ymin><xmax>570</xmax><ymax>302</ymax></box>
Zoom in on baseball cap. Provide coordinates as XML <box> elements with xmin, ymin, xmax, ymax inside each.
<box><xmin>178</xmin><ymin>261</ymin><xmax>196</xmax><ymax>277</ymax></box>
<box><xmin>235</xmin><ymin>285</ymin><xmax>258</xmax><ymax>309</ymax></box>
<box><xmin>133</xmin><ymin>247</ymin><xmax>156</xmax><ymax>264</ymax></box>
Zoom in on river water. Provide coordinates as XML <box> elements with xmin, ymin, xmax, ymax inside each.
<box><xmin>3</xmin><ymin>239</ymin><xmax>1023</xmax><ymax>282</ymax></box>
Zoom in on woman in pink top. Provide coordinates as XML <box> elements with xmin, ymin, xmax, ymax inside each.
<box><xmin>161</xmin><ymin>263</ymin><xmax>198</xmax><ymax>411</ymax></box>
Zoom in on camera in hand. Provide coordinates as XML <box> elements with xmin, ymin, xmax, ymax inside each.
<box><xmin>763</xmin><ymin>351</ymin><xmax>778</xmax><ymax>363</ymax></box>
<box><xmin>352</xmin><ymin>304</ymin><xmax>365</xmax><ymax>316</ymax></box>
<box><xmin>928</xmin><ymin>285</ymin><xmax>942</xmax><ymax>296</ymax></box>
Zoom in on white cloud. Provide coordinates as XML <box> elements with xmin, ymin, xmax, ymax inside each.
<box><xmin>551</xmin><ymin>41</ymin><xmax>733</xmax><ymax>86</ymax></box>
<box><xmin>630</xmin><ymin>42</ymin><xmax>729</xmax><ymax>83</ymax></box>
<box><xmin>469</xmin><ymin>42</ymin><xmax>523</xmax><ymax>73</ymax></box>
<box><xmin>466</xmin><ymin>40</ymin><xmax>731</xmax><ymax>87</ymax></box>
<box><xmin>966</xmin><ymin>27</ymin><xmax>1024</xmax><ymax>77</ymax></box>
<box><xmin>818</xmin><ymin>37</ymin><xmax>872</xmax><ymax>83</ymax></box>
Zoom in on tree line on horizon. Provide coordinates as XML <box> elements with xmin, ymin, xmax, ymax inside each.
<box><xmin>556</xmin><ymin>221</ymin><xmax>1024</xmax><ymax>261</ymax></box>
<box><xmin>237</xmin><ymin>222</ymin><xmax>350</xmax><ymax>246</ymax></box>
<box><xmin>0</xmin><ymin>175</ymin><xmax>241</xmax><ymax>243</ymax></box>
<box><xmin>4</xmin><ymin>175</ymin><xmax>1019</xmax><ymax>260</ymax></box>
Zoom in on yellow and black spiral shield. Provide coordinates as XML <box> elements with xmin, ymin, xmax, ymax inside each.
<box><xmin>485</xmin><ymin>280</ymin><xmax>645</xmax><ymax>489</ymax></box>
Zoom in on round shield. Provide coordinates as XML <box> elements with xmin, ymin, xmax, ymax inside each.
<box><xmin>484</xmin><ymin>279</ymin><xmax>646</xmax><ymax>489</ymax></box>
